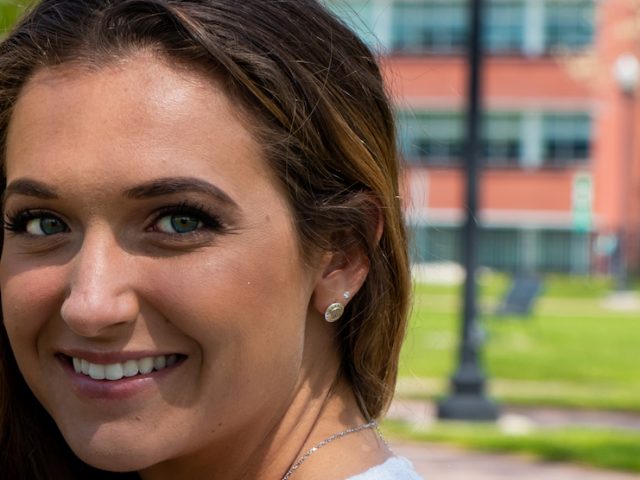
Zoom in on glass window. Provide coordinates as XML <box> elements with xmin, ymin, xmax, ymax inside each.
<box><xmin>325</xmin><ymin>0</ymin><xmax>379</xmax><ymax>48</ymax></box>
<box><xmin>391</xmin><ymin>0</ymin><xmax>527</xmax><ymax>55</ymax></box>
<box><xmin>537</xmin><ymin>230</ymin><xmax>589</xmax><ymax>272</ymax></box>
<box><xmin>479</xmin><ymin>228</ymin><xmax>521</xmax><ymax>270</ymax></box>
<box><xmin>424</xmin><ymin>226</ymin><xmax>462</xmax><ymax>263</ymax></box>
<box><xmin>483</xmin><ymin>112</ymin><xmax>522</xmax><ymax>165</ymax></box>
<box><xmin>542</xmin><ymin>113</ymin><xmax>591</xmax><ymax>165</ymax></box>
<box><xmin>398</xmin><ymin>110</ymin><xmax>523</xmax><ymax>166</ymax></box>
<box><xmin>399</xmin><ymin>109</ymin><xmax>591</xmax><ymax>167</ymax></box>
<box><xmin>398</xmin><ymin>111</ymin><xmax>464</xmax><ymax>164</ymax></box>
<box><xmin>392</xmin><ymin>1</ymin><xmax>467</xmax><ymax>54</ymax></box>
<box><xmin>545</xmin><ymin>0</ymin><xmax>595</xmax><ymax>51</ymax></box>
<box><xmin>414</xmin><ymin>226</ymin><xmax>589</xmax><ymax>272</ymax></box>
<box><xmin>485</xmin><ymin>0</ymin><xmax>525</xmax><ymax>54</ymax></box>
<box><xmin>338</xmin><ymin>0</ymin><xmax>595</xmax><ymax>56</ymax></box>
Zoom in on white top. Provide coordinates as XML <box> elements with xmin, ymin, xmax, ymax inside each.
<box><xmin>347</xmin><ymin>457</ymin><xmax>423</xmax><ymax>479</ymax></box>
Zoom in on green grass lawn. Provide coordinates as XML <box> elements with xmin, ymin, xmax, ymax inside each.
<box><xmin>395</xmin><ymin>273</ymin><xmax>640</xmax><ymax>472</ymax></box>
<box><xmin>382</xmin><ymin>419</ymin><xmax>640</xmax><ymax>473</ymax></box>
<box><xmin>399</xmin><ymin>273</ymin><xmax>640</xmax><ymax>411</ymax></box>
<box><xmin>0</xmin><ymin>0</ymin><xmax>30</xmax><ymax>33</ymax></box>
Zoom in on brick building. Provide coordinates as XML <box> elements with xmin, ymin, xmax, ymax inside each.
<box><xmin>331</xmin><ymin>0</ymin><xmax>640</xmax><ymax>275</ymax></box>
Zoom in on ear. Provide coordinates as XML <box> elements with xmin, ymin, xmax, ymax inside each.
<box><xmin>311</xmin><ymin>202</ymin><xmax>383</xmax><ymax>318</ymax></box>
<box><xmin>311</xmin><ymin>243</ymin><xmax>370</xmax><ymax>319</ymax></box>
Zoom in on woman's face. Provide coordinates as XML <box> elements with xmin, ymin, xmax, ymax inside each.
<box><xmin>0</xmin><ymin>54</ymin><xmax>329</xmax><ymax>471</ymax></box>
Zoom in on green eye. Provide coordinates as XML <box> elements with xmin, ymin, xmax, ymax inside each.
<box><xmin>156</xmin><ymin>214</ymin><xmax>203</xmax><ymax>234</ymax></box>
<box><xmin>26</xmin><ymin>217</ymin><xmax>68</xmax><ymax>236</ymax></box>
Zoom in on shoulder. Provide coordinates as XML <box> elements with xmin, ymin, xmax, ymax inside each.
<box><xmin>346</xmin><ymin>456</ymin><xmax>423</xmax><ymax>480</ymax></box>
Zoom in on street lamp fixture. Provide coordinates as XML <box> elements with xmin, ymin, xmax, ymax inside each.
<box><xmin>614</xmin><ymin>54</ymin><xmax>639</xmax><ymax>96</ymax></box>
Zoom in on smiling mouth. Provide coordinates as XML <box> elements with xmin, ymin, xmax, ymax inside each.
<box><xmin>63</xmin><ymin>354</ymin><xmax>184</xmax><ymax>381</ymax></box>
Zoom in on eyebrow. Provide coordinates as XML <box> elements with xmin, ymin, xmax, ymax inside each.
<box><xmin>124</xmin><ymin>177</ymin><xmax>238</xmax><ymax>208</ymax></box>
<box><xmin>3</xmin><ymin>176</ymin><xmax>238</xmax><ymax>210</ymax></box>
<box><xmin>3</xmin><ymin>178</ymin><xmax>59</xmax><ymax>203</ymax></box>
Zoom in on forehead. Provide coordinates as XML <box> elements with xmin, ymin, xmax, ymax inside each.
<box><xmin>14</xmin><ymin>53</ymin><xmax>220</xmax><ymax>123</ymax></box>
<box><xmin>4</xmin><ymin>53</ymin><xmax>270</xmax><ymax>191</ymax></box>
<box><xmin>10</xmin><ymin>53</ymin><xmax>242</xmax><ymax>145</ymax></box>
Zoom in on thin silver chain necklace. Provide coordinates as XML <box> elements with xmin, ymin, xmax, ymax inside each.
<box><xmin>281</xmin><ymin>420</ymin><xmax>378</xmax><ymax>480</ymax></box>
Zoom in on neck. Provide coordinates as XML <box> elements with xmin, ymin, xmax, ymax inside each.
<box><xmin>247</xmin><ymin>377</ymin><xmax>371</xmax><ymax>479</ymax></box>
<box><xmin>138</xmin><ymin>354</ymin><xmax>361</xmax><ymax>480</ymax></box>
<box><xmin>137</xmin><ymin>317</ymin><xmax>386</xmax><ymax>480</ymax></box>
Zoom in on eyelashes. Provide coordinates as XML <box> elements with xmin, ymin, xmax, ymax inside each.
<box><xmin>2</xmin><ymin>209</ymin><xmax>66</xmax><ymax>235</ymax></box>
<box><xmin>147</xmin><ymin>201</ymin><xmax>226</xmax><ymax>235</ymax></box>
<box><xmin>2</xmin><ymin>201</ymin><xmax>227</xmax><ymax>239</ymax></box>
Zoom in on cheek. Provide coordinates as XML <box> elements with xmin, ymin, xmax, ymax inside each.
<box><xmin>146</xmin><ymin>259</ymin><xmax>307</xmax><ymax>356</ymax></box>
<box><xmin>0</xmin><ymin>264</ymin><xmax>68</xmax><ymax>412</ymax></box>
<box><xmin>138</xmin><ymin>229</ymin><xmax>311</xmax><ymax>375</ymax></box>
<box><xmin>143</xmin><ymin>225</ymin><xmax>310</xmax><ymax>332</ymax></box>
<box><xmin>0</xmin><ymin>262</ymin><xmax>66</xmax><ymax>355</ymax></box>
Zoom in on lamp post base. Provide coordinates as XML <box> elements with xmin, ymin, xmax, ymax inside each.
<box><xmin>437</xmin><ymin>363</ymin><xmax>500</xmax><ymax>421</ymax></box>
<box><xmin>437</xmin><ymin>394</ymin><xmax>500</xmax><ymax>421</ymax></box>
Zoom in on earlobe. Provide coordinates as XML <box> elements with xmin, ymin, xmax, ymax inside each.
<box><xmin>324</xmin><ymin>302</ymin><xmax>345</xmax><ymax>323</ymax></box>
<box><xmin>323</xmin><ymin>291</ymin><xmax>351</xmax><ymax>322</ymax></box>
<box><xmin>312</xmin><ymin>247</ymin><xmax>370</xmax><ymax>323</ymax></box>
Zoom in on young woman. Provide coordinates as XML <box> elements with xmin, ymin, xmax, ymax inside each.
<box><xmin>0</xmin><ymin>1</ymin><xmax>418</xmax><ymax>478</ymax></box>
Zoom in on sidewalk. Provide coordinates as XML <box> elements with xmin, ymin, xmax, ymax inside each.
<box><xmin>387</xmin><ymin>399</ymin><xmax>640</xmax><ymax>480</ymax></box>
<box><xmin>391</xmin><ymin>442</ymin><xmax>640</xmax><ymax>480</ymax></box>
<box><xmin>388</xmin><ymin>398</ymin><xmax>640</xmax><ymax>431</ymax></box>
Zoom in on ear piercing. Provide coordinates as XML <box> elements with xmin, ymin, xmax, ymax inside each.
<box><xmin>324</xmin><ymin>291</ymin><xmax>351</xmax><ymax>323</ymax></box>
<box><xmin>324</xmin><ymin>303</ymin><xmax>344</xmax><ymax>322</ymax></box>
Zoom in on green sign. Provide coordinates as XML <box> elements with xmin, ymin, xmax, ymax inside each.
<box><xmin>572</xmin><ymin>172</ymin><xmax>593</xmax><ymax>232</ymax></box>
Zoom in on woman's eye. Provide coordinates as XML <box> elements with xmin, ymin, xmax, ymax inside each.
<box><xmin>26</xmin><ymin>216</ymin><xmax>68</xmax><ymax>236</ymax></box>
<box><xmin>155</xmin><ymin>214</ymin><xmax>204</xmax><ymax>234</ymax></box>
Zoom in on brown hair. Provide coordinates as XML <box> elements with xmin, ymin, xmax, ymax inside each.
<box><xmin>0</xmin><ymin>1</ymin><xmax>411</xmax><ymax>477</ymax></box>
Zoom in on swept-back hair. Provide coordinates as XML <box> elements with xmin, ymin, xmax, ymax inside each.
<box><xmin>0</xmin><ymin>1</ymin><xmax>410</xmax><ymax>477</ymax></box>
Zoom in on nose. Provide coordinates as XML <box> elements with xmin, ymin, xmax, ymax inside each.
<box><xmin>61</xmin><ymin>229</ymin><xmax>140</xmax><ymax>338</ymax></box>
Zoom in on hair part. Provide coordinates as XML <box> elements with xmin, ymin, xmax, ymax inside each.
<box><xmin>0</xmin><ymin>1</ymin><xmax>411</xmax><ymax>477</ymax></box>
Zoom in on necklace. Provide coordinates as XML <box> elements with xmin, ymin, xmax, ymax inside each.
<box><xmin>281</xmin><ymin>420</ymin><xmax>378</xmax><ymax>480</ymax></box>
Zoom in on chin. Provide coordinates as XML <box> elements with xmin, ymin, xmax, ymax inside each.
<box><xmin>73</xmin><ymin>443</ymin><xmax>164</xmax><ymax>473</ymax></box>
<box><xmin>60</xmin><ymin>423</ymin><xmax>169</xmax><ymax>473</ymax></box>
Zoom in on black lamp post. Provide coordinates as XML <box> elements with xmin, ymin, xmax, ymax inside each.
<box><xmin>437</xmin><ymin>0</ymin><xmax>499</xmax><ymax>421</ymax></box>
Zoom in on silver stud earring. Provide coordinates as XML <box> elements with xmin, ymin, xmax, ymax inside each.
<box><xmin>324</xmin><ymin>302</ymin><xmax>345</xmax><ymax>323</ymax></box>
<box><xmin>343</xmin><ymin>291</ymin><xmax>351</xmax><ymax>301</ymax></box>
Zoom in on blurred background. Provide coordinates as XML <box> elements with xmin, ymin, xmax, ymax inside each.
<box><xmin>329</xmin><ymin>0</ymin><xmax>640</xmax><ymax>281</ymax></box>
<box><xmin>2</xmin><ymin>0</ymin><xmax>640</xmax><ymax>478</ymax></box>
<box><xmin>324</xmin><ymin>1</ymin><xmax>640</xmax><ymax>477</ymax></box>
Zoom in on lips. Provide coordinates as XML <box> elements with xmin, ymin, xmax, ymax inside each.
<box><xmin>70</xmin><ymin>354</ymin><xmax>180</xmax><ymax>381</ymax></box>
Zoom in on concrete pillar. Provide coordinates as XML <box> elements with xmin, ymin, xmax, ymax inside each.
<box><xmin>523</xmin><ymin>0</ymin><xmax>545</xmax><ymax>57</ymax></box>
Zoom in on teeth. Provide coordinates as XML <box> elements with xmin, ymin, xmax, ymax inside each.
<box><xmin>88</xmin><ymin>363</ymin><xmax>105</xmax><ymax>380</ymax></box>
<box><xmin>105</xmin><ymin>363</ymin><xmax>124</xmax><ymax>381</ymax></box>
<box><xmin>123</xmin><ymin>360</ymin><xmax>139</xmax><ymax>377</ymax></box>
<box><xmin>153</xmin><ymin>356</ymin><xmax>166</xmax><ymax>370</ymax></box>
<box><xmin>72</xmin><ymin>355</ymin><xmax>179</xmax><ymax>381</ymax></box>
<box><xmin>138</xmin><ymin>357</ymin><xmax>154</xmax><ymax>375</ymax></box>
